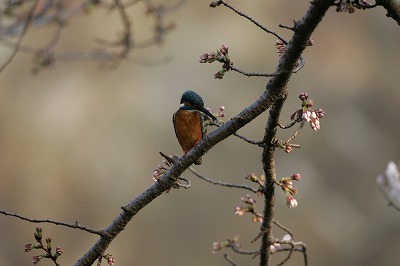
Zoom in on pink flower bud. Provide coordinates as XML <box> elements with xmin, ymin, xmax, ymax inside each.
<box><xmin>291</xmin><ymin>173</ymin><xmax>301</xmax><ymax>181</ymax></box>
<box><xmin>286</xmin><ymin>196</ymin><xmax>298</xmax><ymax>208</ymax></box>
<box><xmin>220</xmin><ymin>44</ymin><xmax>229</xmax><ymax>55</ymax></box>
<box><xmin>199</xmin><ymin>53</ymin><xmax>209</xmax><ymax>63</ymax></box>
<box><xmin>298</xmin><ymin>92</ymin><xmax>308</xmax><ymax>101</ymax></box>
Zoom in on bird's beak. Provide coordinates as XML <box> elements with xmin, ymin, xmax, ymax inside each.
<box><xmin>200</xmin><ymin>106</ymin><xmax>217</xmax><ymax>121</ymax></box>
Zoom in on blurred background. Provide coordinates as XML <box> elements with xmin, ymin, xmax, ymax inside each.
<box><xmin>0</xmin><ymin>0</ymin><xmax>399</xmax><ymax>265</ymax></box>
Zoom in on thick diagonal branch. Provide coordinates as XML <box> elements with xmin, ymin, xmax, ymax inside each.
<box><xmin>376</xmin><ymin>0</ymin><xmax>400</xmax><ymax>25</ymax></box>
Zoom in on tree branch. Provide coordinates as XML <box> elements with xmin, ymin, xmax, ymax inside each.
<box><xmin>75</xmin><ymin>1</ymin><xmax>334</xmax><ymax>265</ymax></box>
<box><xmin>376</xmin><ymin>0</ymin><xmax>400</xmax><ymax>25</ymax></box>
<box><xmin>257</xmin><ymin>1</ymin><xmax>334</xmax><ymax>265</ymax></box>
<box><xmin>0</xmin><ymin>0</ymin><xmax>38</xmax><ymax>73</ymax></box>
<box><xmin>189</xmin><ymin>167</ymin><xmax>259</xmax><ymax>193</ymax></box>
<box><xmin>0</xmin><ymin>209</ymin><xmax>102</xmax><ymax>235</ymax></box>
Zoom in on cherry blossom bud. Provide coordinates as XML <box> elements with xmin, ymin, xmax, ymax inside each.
<box><xmin>207</xmin><ymin>52</ymin><xmax>216</xmax><ymax>62</ymax></box>
<box><xmin>24</xmin><ymin>244</ymin><xmax>33</xmax><ymax>252</ymax></box>
<box><xmin>108</xmin><ymin>257</ymin><xmax>115</xmax><ymax>266</ymax></box>
<box><xmin>220</xmin><ymin>44</ymin><xmax>229</xmax><ymax>55</ymax></box>
<box><xmin>56</xmin><ymin>246</ymin><xmax>63</xmax><ymax>256</ymax></box>
<box><xmin>199</xmin><ymin>53</ymin><xmax>209</xmax><ymax>63</ymax></box>
<box><xmin>252</xmin><ymin>215</ymin><xmax>263</xmax><ymax>223</ymax></box>
<box><xmin>245</xmin><ymin>173</ymin><xmax>258</xmax><ymax>182</ymax></box>
<box><xmin>34</xmin><ymin>227</ymin><xmax>43</xmax><ymax>241</ymax></box>
<box><xmin>298</xmin><ymin>92</ymin><xmax>308</xmax><ymax>101</ymax></box>
<box><xmin>291</xmin><ymin>173</ymin><xmax>302</xmax><ymax>181</ymax></box>
<box><xmin>315</xmin><ymin>108</ymin><xmax>325</xmax><ymax>118</ymax></box>
<box><xmin>289</xmin><ymin>187</ymin><xmax>297</xmax><ymax>195</ymax></box>
<box><xmin>270</xmin><ymin>243</ymin><xmax>281</xmax><ymax>253</ymax></box>
<box><xmin>32</xmin><ymin>255</ymin><xmax>41</xmax><ymax>265</ymax></box>
<box><xmin>214</xmin><ymin>69</ymin><xmax>225</xmax><ymax>79</ymax></box>
<box><xmin>286</xmin><ymin>196</ymin><xmax>298</xmax><ymax>208</ymax></box>
<box><xmin>212</xmin><ymin>241</ymin><xmax>222</xmax><ymax>253</ymax></box>
<box><xmin>281</xmin><ymin>234</ymin><xmax>292</xmax><ymax>241</ymax></box>
<box><xmin>234</xmin><ymin>206</ymin><xmax>245</xmax><ymax>216</ymax></box>
<box><xmin>302</xmin><ymin>110</ymin><xmax>311</xmax><ymax>122</ymax></box>
<box><xmin>283</xmin><ymin>143</ymin><xmax>293</xmax><ymax>153</ymax></box>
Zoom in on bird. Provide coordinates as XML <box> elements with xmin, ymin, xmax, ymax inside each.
<box><xmin>173</xmin><ymin>90</ymin><xmax>217</xmax><ymax>165</ymax></box>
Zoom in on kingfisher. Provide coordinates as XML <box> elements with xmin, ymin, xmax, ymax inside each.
<box><xmin>173</xmin><ymin>90</ymin><xmax>217</xmax><ymax>165</ymax></box>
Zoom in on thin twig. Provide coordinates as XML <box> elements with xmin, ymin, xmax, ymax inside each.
<box><xmin>218</xmin><ymin>0</ymin><xmax>287</xmax><ymax>44</ymax></box>
<box><xmin>278</xmin><ymin>119</ymin><xmax>299</xmax><ymax>129</ymax></box>
<box><xmin>189</xmin><ymin>167</ymin><xmax>259</xmax><ymax>193</ymax></box>
<box><xmin>224</xmin><ymin>254</ymin><xmax>238</xmax><ymax>266</ymax></box>
<box><xmin>276</xmin><ymin>241</ymin><xmax>295</xmax><ymax>266</ymax></box>
<box><xmin>0</xmin><ymin>0</ymin><xmax>38</xmax><ymax>73</ymax></box>
<box><xmin>229</xmin><ymin>241</ymin><xmax>259</xmax><ymax>256</ymax></box>
<box><xmin>99</xmin><ymin>0</ymin><xmax>133</xmax><ymax>70</ymax></box>
<box><xmin>275</xmin><ymin>240</ymin><xmax>308</xmax><ymax>266</ymax></box>
<box><xmin>212</xmin><ymin>121</ymin><xmax>264</xmax><ymax>146</ymax></box>
<box><xmin>229</xmin><ymin>65</ymin><xmax>277</xmax><ymax>78</ymax></box>
<box><xmin>301</xmin><ymin>242</ymin><xmax>308</xmax><ymax>265</ymax></box>
<box><xmin>273</xmin><ymin>220</ymin><xmax>293</xmax><ymax>238</ymax></box>
<box><xmin>251</xmin><ymin>219</ymin><xmax>292</xmax><ymax>243</ymax></box>
<box><xmin>234</xmin><ymin>132</ymin><xmax>264</xmax><ymax>146</ymax></box>
<box><xmin>0</xmin><ymin>209</ymin><xmax>102</xmax><ymax>235</ymax></box>
<box><xmin>286</xmin><ymin>122</ymin><xmax>304</xmax><ymax>143</ymax></box>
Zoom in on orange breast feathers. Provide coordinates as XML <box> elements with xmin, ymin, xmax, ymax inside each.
<box><xmin>173</xmin><ymin>110</ymin><xmax>203</xmax><ymax>153</ymax></box>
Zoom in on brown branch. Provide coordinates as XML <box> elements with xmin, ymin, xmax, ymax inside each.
<box><xmin>275</xmin><ymin>240</ymin><xmax>308</xmax><ymax>266</ymax></box>
<box><xmin>229</xmin><ymin>241</ymin><xmax>259</xmax><ymax>256</ymax></box>
<box><xmin>376</xmin><ymin>0</ymin><xmax>400</xmax><ymax>25</ymax></box>
<box><xmin>0</xmin><ymin>0</ymin><xmax>184</xmax><ymax>72</ymax></box>
<box><xmin>0</xmin><ymin>209</ymin><xmax>102</xmax><ymax>235</ymax></box>
<box><xmin>0</xmin><ymin>0</ymin><xmax>38</xmax><ymax>73</ymax></box>
<box><xmin>257</xmin><ymin>0</ymin><xmax>335</xmax><ymax>265</ymax></box>
<box><xmin>212</xmin><ymin>121</ymin><xmax>264</xmax><ymax>146</ymax></box>
<box><xmin>259</xmin><ymin>96</ymin><xmax>286</xmax><ymax>266</ymax></box>
<box><xmin>224</xmin><ymin>254</ymin><xmax>238</xmax><ymax>266</ymax></box>
<box><xmin>229</xmin><ymin>65</ymin><xmax>277</xmax><ymax>78</ymax></box>
<box><xmin>214</xmin><ymin>0</ymin><xmax>287</xmax><ymax>44</ymax></box>
<box><xmin>189</xmin><ymin>167</ymin><xmax>259</xmax><ymax>193</ymax></box>
<box><xmin>273</xmin><ymin>219</ymin><xmax>293</xmax><ymax>239</ymax></box>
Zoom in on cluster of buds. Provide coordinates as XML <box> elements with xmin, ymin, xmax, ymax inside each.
<box><xmin>336</xmin><ymin>0</ymin><xmax>374</xmax><ymax>13</ymax></box>
<box><xmin>277</xmin><ymin>174</ymin><xmax>302</xmax><ymax>208</ymax></box>
<box><xmin>152</xmin><ymin>159</ymin><xmax>173</xmax><ymax>182</ymax></box>
<box><xmin>97</xmin><ymin>254</ymin><xmax>115</xmax><ymax>266</ymax></box>
<box><xmin>211</xmin><ymin>236</ymin><xmax>240</xmax><ymax>254</ymax></box>
<box><xmin>199</xmin><ymin>44</ymin><xmax>231</xmax><ymax>79</ymax></box>
<box><xmin>291</xmin><ymin>92</ymin><xmax>325</xmax><ymax>131</ymax></box>
<box><xmin>234</xmin><ymin>194</ymin><xmax>263</xmax><ymax>223</ymax></box>
<box><xmin>24</xmin><ymin>227</ymin><xmax>63</xmax><ymax>265</ymax></box>
<box><xmin>245</xmin><ymin>173</ymin><xmax>265</xmax><ymax>194</ymax></box>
